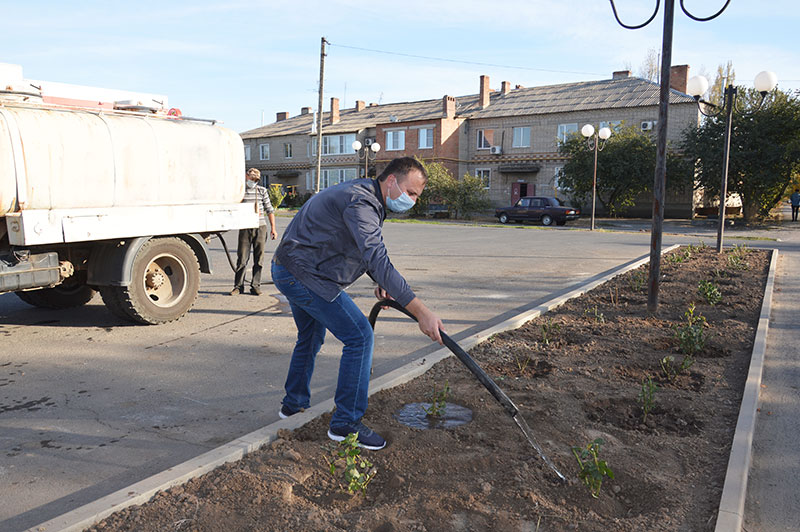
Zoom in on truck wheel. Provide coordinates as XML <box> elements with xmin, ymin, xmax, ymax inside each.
<box><xmin>101</xmin><ymin>237</ymin><xmax>200</xmax><ymax>325</ymax></box>
<box><xmin>15</xmin><ymin>273</ymin><xmax>96</xmax><ymax>309</ymax></box>
<box><xmin>498</xmin><ymin>213</ymin><xmax>509</xmax><ymax>224</ymax></box>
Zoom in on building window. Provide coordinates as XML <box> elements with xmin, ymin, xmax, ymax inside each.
<box><xmin>477</xmin><ymin>129</ymin><xmax>495</xmax><ymax>149</ymax></box>
<box><xmin>259</xmin><ymin>143</ymin><xmax>270</xmax><ymax>160</ymax></box>
<box><xmin>475</xmin><ymin>168</ymin><xmax>491</xmax><ymax>189</ymax></box>
<box><xmin>311</xmin><ymin>168</ymin><xmax>359</xmax><ymax>190</ymax></box>
<box><xmin>512</xmin><ymin>126</ymin><xmax>531</xmax><ymax>148</ymax></box>
<box><xmin>386</xmin><ymin>130</ymin><xmax>405</xmax><ymax>151</ymax></box>
<box><xmin>600</xmin><ymin>120</ymin><xmax>623</xmax><ymax>131</ymax></box>
<box><xmin>418</xmin><ymin>127</ymin><xmax>434</xmax><ymax>149</ymax></box>
<box><xmin>244</xmin><ymin>145</ymin><xmax>251</xmax><ymax>160</ymax></box>
<box><xmin>312</xmin><ymin>134</ymin><xmax>357</xmax><ymax>156</ymax></box>
<box><xmin>284</xmin><ymin>143</ymin><xmax>293</xmax><ymax>158</ymax></box>
<box><xmin>557</xmin><ymin>123</ymin><xmax>578</xmax><ymax>143</ymax></box>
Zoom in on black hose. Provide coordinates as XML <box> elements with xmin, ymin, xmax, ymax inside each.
<box><xmin>368</xmin><ymin>299</ymin><xmax>519</xmax><ymax>418</ymax></box>
<box><xmin>213</xmin><ymin>232</ymin><xmax>238</xmax><ymax>272</ymax></box>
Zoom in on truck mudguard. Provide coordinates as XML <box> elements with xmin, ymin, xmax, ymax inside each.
<box><xmin>87</xmin><ymin>234</ymin><xmax>211</xmax><ymax>287</ymax></box>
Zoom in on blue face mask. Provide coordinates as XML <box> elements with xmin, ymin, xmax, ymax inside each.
<box><xmin>385</xmin><ymin>179</ymin><xmax>416</xmax><ymax>213</ymax></box>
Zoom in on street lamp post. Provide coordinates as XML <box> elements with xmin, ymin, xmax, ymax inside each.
<box><xmin>686</xmin><ymin>70</ymin><xmax>777</xmax><ymax>252</ymax></box>
<box><xmin>581</xmin><ymin>124</ymin><xmax>612</xmax><ymax>231</ymax></box>
<box><xmin>352</xmin><ymin>140</ymin><xmax>381</xmax><ymax>178</ymax></box>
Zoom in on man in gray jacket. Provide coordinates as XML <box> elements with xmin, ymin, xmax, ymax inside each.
<box><xmin>271</xmin><ymin>157</ymin><xmax>443</xmax><ymax>450</ymax></box>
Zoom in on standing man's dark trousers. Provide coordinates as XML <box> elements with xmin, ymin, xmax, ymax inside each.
<box><xmin>233</xmin><ymin>225</ymin><xmax>268</xmax><ymax>291</ymax></box>
<box><xmin>793</xmin><ymin>205</ymin><xmax>799</xmax><ymax>222</ymax></box>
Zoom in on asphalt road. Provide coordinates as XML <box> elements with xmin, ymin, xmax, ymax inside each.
<box><xmin>0</xmin><ymin>217</ymin><xmax>740</xmax><ymax>531</ymax></box>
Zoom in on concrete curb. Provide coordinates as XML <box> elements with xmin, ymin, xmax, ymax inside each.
<box><xmin>714</xmin><ymin>248</ymin><xmax>778</xmax><ymax>532</ymax></box>
<box><xmin>28</xmin><ymin>245</ymin><xmax>678</xmax><ymax>532</ymax></box>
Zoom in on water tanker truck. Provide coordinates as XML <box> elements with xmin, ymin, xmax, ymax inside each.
<box><xmin>0</xmin><ymin>66</ymin><xmax>258</xmax><ymax>324</ymax></box>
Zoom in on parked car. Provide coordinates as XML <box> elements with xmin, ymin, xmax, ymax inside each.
<box><xmin>495</xmin><ymin>196</ymin><xmax>580</xmax><ymax>226</ymax></box>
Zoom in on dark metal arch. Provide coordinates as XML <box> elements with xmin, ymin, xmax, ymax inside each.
<box><xmin>680</xmin><ymin>0</ymin><xmax>731</xmax><ymax>22</ymax></box>
<box><xmin>608</xmin><ymin>0</ymin><xmax>660</xmax><ymax>29</ymax></box>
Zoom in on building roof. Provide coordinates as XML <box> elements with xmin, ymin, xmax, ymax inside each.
<box><xmin>460</xmin><ymin>77</ymin><xmax>695</xmax><ymax>119</ymax></box>
<box><xmin>240</xmin><ymin>76</ymin><xmax>695</xmax><ymax>139</ymax></box>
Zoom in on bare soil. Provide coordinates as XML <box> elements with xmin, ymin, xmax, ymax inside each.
<box><xmin>89</xmin><ymin>246</ymin><xmax>770</xmax><ymax>532</ymax></box>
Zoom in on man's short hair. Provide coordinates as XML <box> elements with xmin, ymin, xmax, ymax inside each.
<box><xmin>246</xmin><ymin>168</ymin><xmax>261</xmax><ymax>180</ymax></box>
<box><xmin>377</xmin><ymin>157</ymin><xmax>428</xmax><ymax>183</ymax></box>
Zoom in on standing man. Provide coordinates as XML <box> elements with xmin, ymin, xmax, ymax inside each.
<box><xmin>791</xmin><ymin>189</ymin><xmax>800</xmax><ymax>222</ymax></box>
<box><xmin>271</xmin><ymin>157</ymin><xmax>443</xmax><ymax>450</ymax></box>
<box><xmin>231</xmin><ymin>168</ymin><xmax>278</xmax><ymax>295</ymax></box>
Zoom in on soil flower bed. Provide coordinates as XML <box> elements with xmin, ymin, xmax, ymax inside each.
<box><xmin>89</xmin><ymin>245</ymin><xmax>770</xmax><ymax>532</ymax></box>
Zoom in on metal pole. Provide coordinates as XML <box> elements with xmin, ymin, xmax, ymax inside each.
<box><xmin>716</xmin><ymin>85</ymin><xmax>736</xmax><ymax>253</ymax></box>
<box><xmin>315</xmin><ymin>37</ymin><xmax>327</xmax><ymax>193</ymax></box>
<box><xmin>365</xmin><ymin>149</ymin><xmax>369</xmax><ymax>178</ymax></box>
<box><xmin>591</xmin><ymin>136</ymin><xmax>598</xmax><ymax>231</ymax></box>
<box><xmin>646</xmin><ymin>0</ymin><xmax>674</xmax><ymax>314</ymax></box>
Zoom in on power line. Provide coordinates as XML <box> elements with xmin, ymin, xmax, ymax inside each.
<box><xmin>328</xmin><ymin>42</ymin><xmax>605</xmax><ymax>77</ymax></box>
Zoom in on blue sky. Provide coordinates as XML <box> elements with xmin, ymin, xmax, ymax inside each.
<box><xmin>2</xmin><ymin>1</ymin><xmax>797</xmax><ymax>134</ymax></box>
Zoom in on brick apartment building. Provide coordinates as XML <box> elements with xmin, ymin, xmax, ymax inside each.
<box><xmin>241</xmin><ymin>66</ymin><xmax>699</xmax><ymax>217</ymax></box>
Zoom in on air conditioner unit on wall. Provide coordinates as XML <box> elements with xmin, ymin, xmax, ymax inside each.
<box><xmin>490</xmin><ymin>146</ymin><xmax>503</xmax><ymax>155</ymax></box>
<box><xmin>641</xmin><ymin>121</ymin><xmax>653</xmax><ymax>131</ymax></box>
<box><xmin>364</xmin><ymin>137</ymin><xmax>375</xmax><ymax>146</ymax></box>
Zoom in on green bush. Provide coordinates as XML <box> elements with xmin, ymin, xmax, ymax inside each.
<box><xmin>267</xmin><ymin>183</ymin><xmax>287</xmax><ymax>209</ymax></box>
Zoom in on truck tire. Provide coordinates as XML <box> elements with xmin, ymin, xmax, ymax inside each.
<box><xmin>15</xmin><ymin>273</ymin><xmax>96</xmax><ymax>309</ymax></box>
<box><xmin>100</xmin><ymin>237</ymin><xmax>200</xmax><ymax>325</ymax></box>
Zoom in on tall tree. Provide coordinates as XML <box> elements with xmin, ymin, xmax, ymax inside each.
<box><xmin>681</xmin><ymin>87</ymin><xmax>800</xmax><ymax>221</ymax></box>
<box><xmin>708</xmin><ymin>61</ymin><xmax>735</xmax><ymax>105</ymax></box>
<box><xmin>558</xmin><ymin>124</ymin><xmax>690</xmax><ymax>216</ymax></box>
<box><xmin>637</xmin><ymin>47</ymin><xmax>660</xmax><ymax>82</ymax></box>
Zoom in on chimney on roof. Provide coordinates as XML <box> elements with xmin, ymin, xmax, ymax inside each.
<box><xmin>515</xmin><ymin>84</ymin><xmax>525</xmax><ymax>89</ymax></box>
<box><xmin>330</xmin><ymin>97</ymin><xmax>339</xmax><ymax>124</ymax></box>
<box><xmin>669</xmin><ymin>64</ymin><xmax>689</xmax><ymax>93</ymax></box>
<box><xmin>276</xmin><ymin>111</ymin><xmax>289</xmax><ymax>122</ymax></box>
<box><xmin>501</xmin><ymin>81</ymin><xmax>511</xmax><ymax>95</ymax></box>
<box><xmin>369</xmin><ymin>102</ymin><xmax>377</xmax><ymax>107</ymax></box>
<box><xmin>612</xmin><ymin>70</ymin><xmax>631</xmax><ymax>80</ymax></box>
<box><xmin>443</xmin><ymin>95</ymin><xmax>456</xmax><ymax>118</ymax></box>
<box><xmin>301</xmin><ymin>106</ymin><xmax>311</xmax><ymax>115</ymax></box>
<box><xmin>355</xmin><ymin>100</ymin><xmax>365</xmax><ymax>112</ymax></box>
<box><xmin>480</xmin><ymin>75</ymin><xmax>491</xmax><ymax>109</ymax></box>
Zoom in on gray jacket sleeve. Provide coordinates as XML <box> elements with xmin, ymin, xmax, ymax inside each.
<box><xmin>341</xmin><ymin>196</ymin><xmax>416</xmax><ymax>307</ymax></box>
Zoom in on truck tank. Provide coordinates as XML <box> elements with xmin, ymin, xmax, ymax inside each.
<box><xmin>0</xmin><ymin>101</ymin><xmax>245</xmax><ymax>215</ymax></box>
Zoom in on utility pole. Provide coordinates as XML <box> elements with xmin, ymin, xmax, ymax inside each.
<box><xmin>315</xmin><ymin>37</ymin><xmax>328</xmax><ymax>193</ymax></box>
<box><xmin>646</xmin><ymin>0</ymin><xmax>674</xmax><ymax>314</ymax></box>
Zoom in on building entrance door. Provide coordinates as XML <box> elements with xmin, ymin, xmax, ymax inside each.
<box><xmin>511</xmin><ymin>182</ymin><xmax>532</xmax><ymax>205</ymax></box>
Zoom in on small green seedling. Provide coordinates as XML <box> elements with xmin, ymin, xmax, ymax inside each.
<box><xmin>513</xmin><ymin>352</ymin><xmax>532</xmax><ymax>375</ymax></box>
<box><xmin>660</xmin><ymin>354</ymin><xmax>695</xmax><ymax>382</ymax></box>
<box><xmin>328</xmin><ymin>433</ymin><xmax>376</xmax><ymax>494</ymax></box>
<box><xmin>424</xmin><ymin>380</ymin><xmax>450</xmax><ymax>417</ymax></box>
<box><xmin>698</xmin><ymin>280</ymin><xmax>722</xmax><ymax>306</ymax></box>
<box><xmin>673</xmin><ymin>303</ymin><xmax>706</xmax><ymax>356</ymax></box>
<box><xmin>660</xmin><ymin>355</ymin><xmax>677</xmax><ymax>381</ymax></box>
<box><xmin>710</xmin><ymin>267</ymin><xmax>728</xmax><ymax>279</ymax></box>
<box><xmin>572</xmin><ymin>438</ymin><xmax>614</xmax><ymax>498</ymax></box>
<box><xmin>609</xmin><ymin>286</ymin><xmax>620</xmax><ymax>307</ymax></box>
<box><xmin>638</xmin><ymin>376</ymin><xmax>657</xmax><ymax>422</ymax></box>
<box><xmin>541</xmin><ymin>317</ymin><xmax>561</xmax><ymax>345</ymax></box>
<box><xmin>584</xmin><ymin>305</ymin><xmax>605</xmax><ymax>324</ymax></box>
<box><xmin>629</xmin><ymin>269</ymin><xmax>647</xmax><ymax>292</ymax></box>
<box><xmin>665</xmin><ymin>252</ymin><xmax>685</xmax><ymax>264</ymax></box>
<box><xmin>727</xmin><ymin>253</ymin><xmax>750</xmax><ymax>271</ymax></box>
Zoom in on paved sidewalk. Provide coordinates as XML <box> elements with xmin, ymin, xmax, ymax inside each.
<box><xmin>743</xmin><ymin>212</ymin><xmax>800</xmax><ymax>531</ymax></box>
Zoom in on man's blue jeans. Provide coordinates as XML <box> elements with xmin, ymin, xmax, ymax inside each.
<box><xmin>271</xmin><ymin>261</ymin><xmax>374</xmax><ymax>428</ymax></box>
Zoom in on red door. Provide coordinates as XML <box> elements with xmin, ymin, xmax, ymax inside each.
<box><xmin>511</xmin><ymin>182</ymin><xmax>532</xmax><ymax>205</ymax></box>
